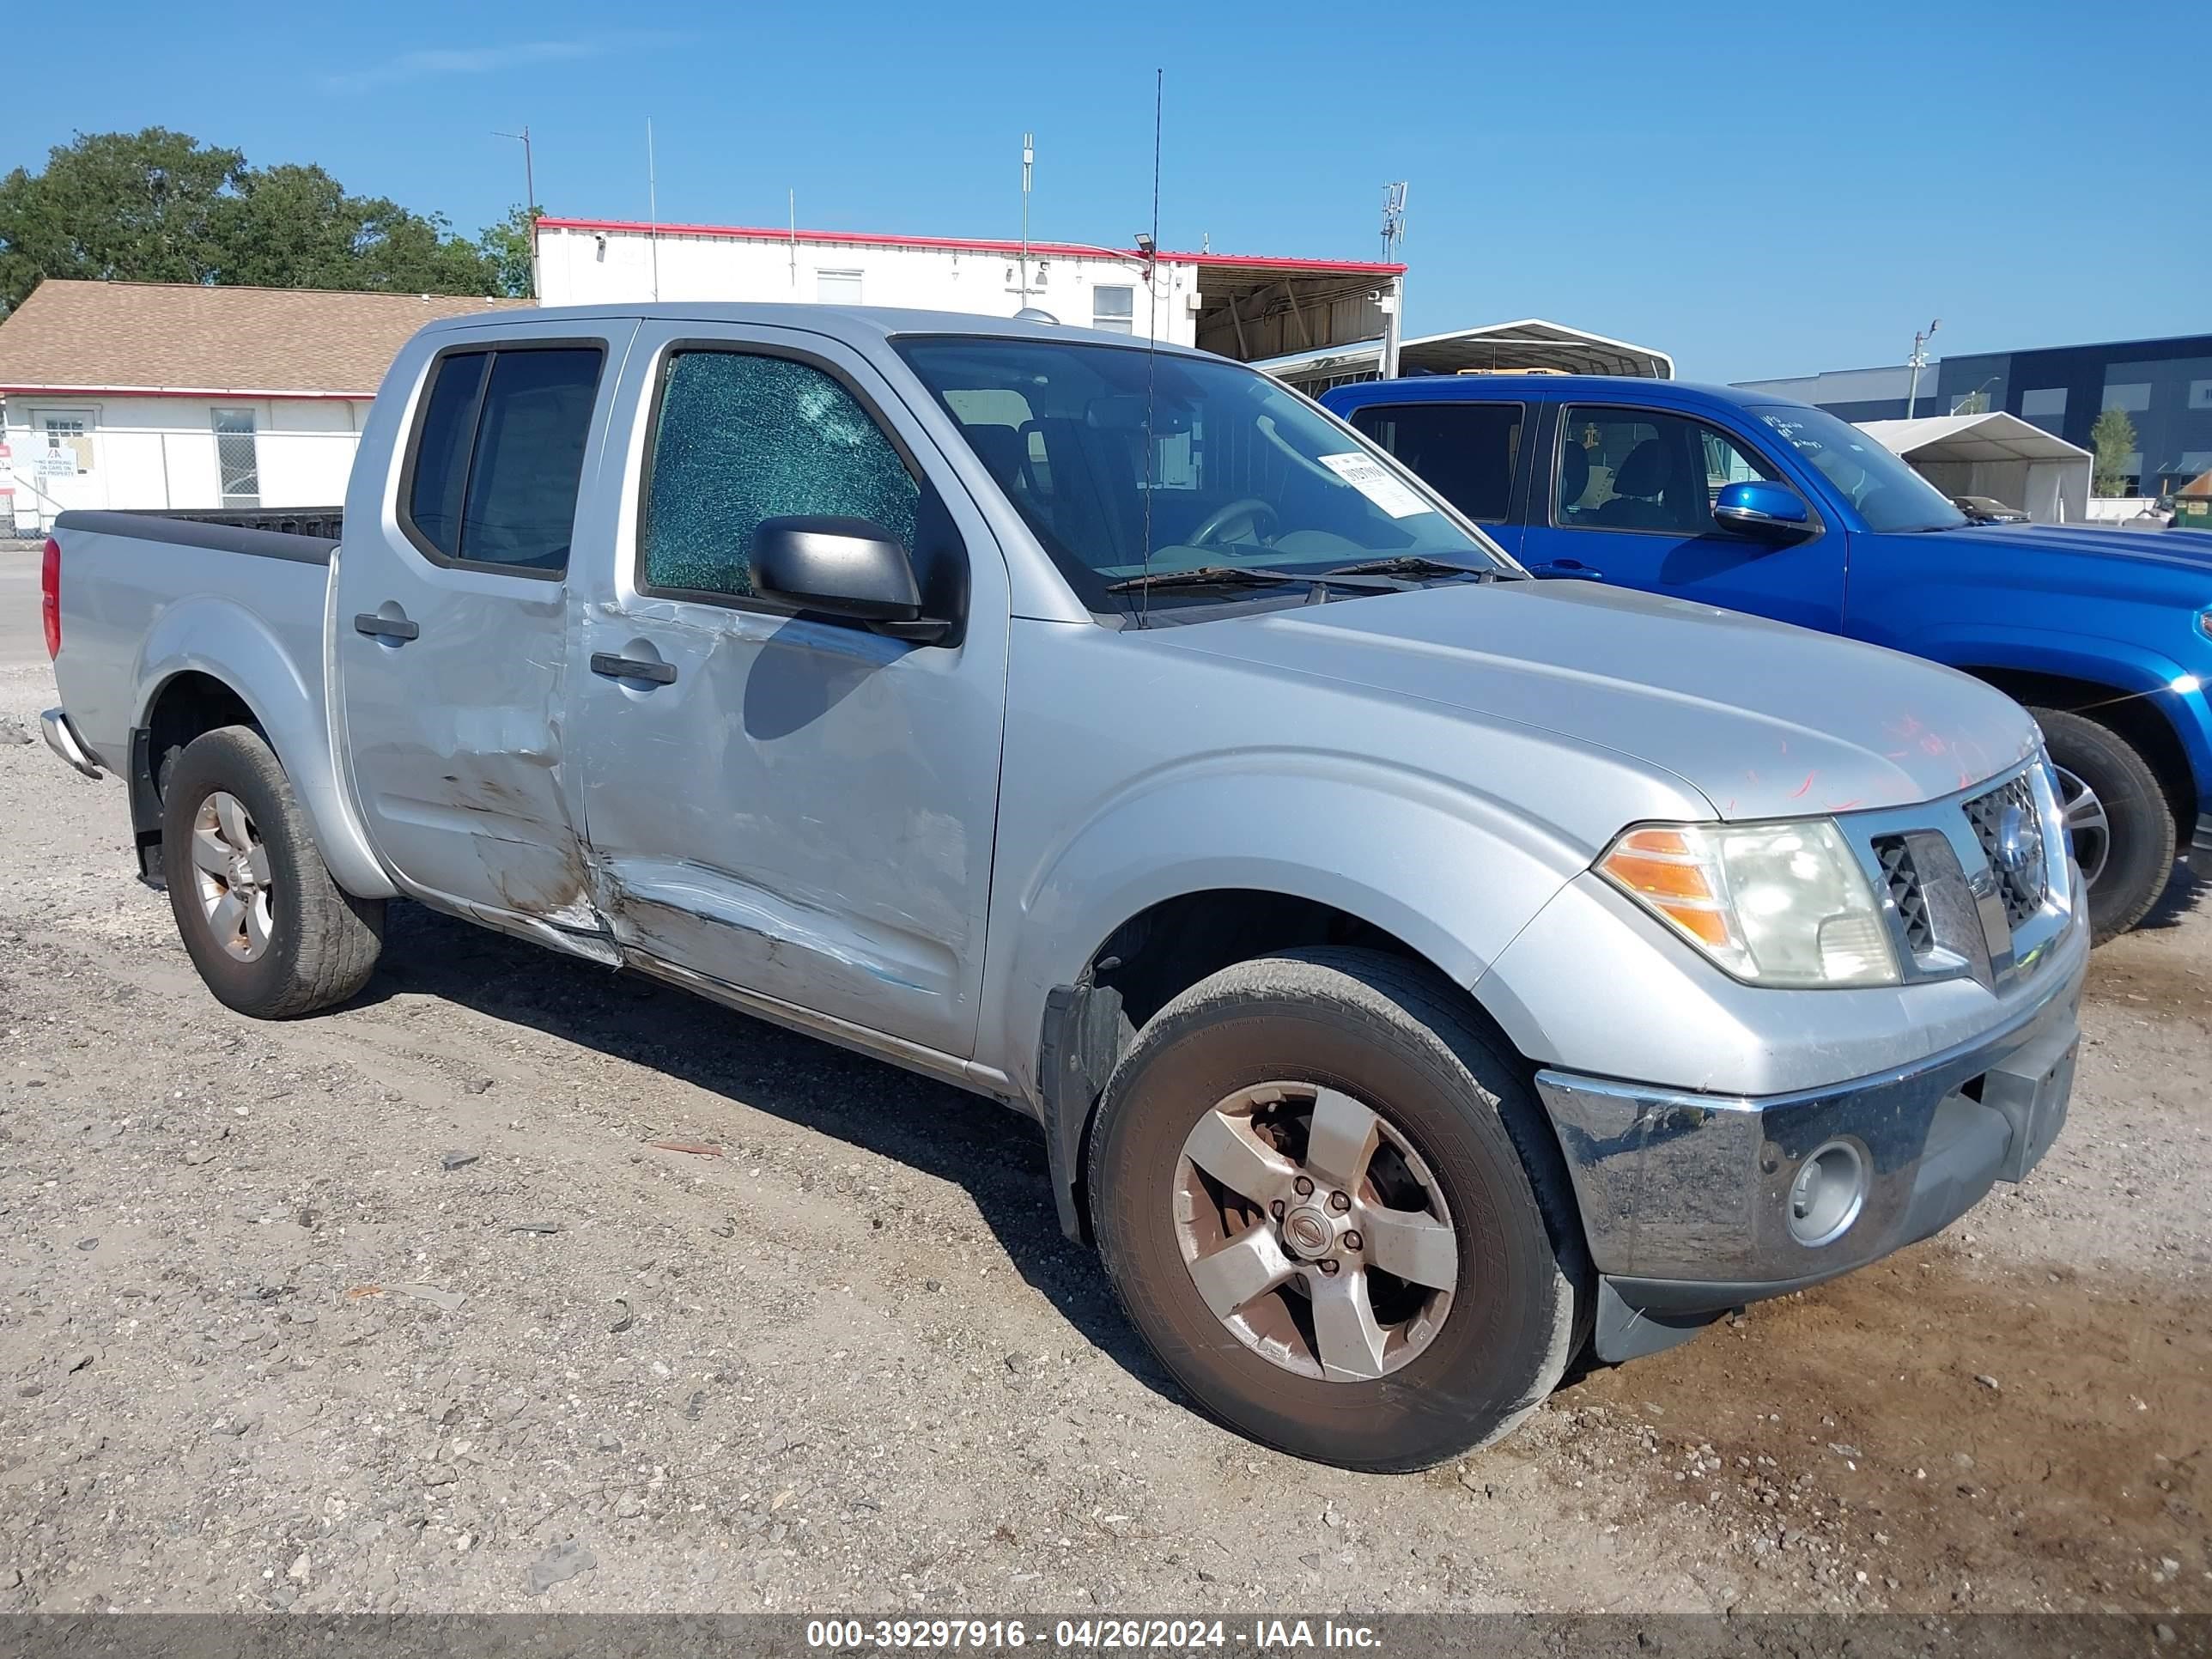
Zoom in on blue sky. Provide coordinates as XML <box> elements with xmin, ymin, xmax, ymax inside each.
<box><xmin>25</xmin><ymin>0</ymin><xmax>2205</xmax><ymax>383</ymax></box>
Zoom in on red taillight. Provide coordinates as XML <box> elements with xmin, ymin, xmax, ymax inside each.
<box><xmin>40</xmin><ymin>537</ymin><xmax>60</xmax><ymax>659</ymax></box>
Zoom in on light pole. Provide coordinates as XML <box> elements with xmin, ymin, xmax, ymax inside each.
<box><xmin>493</xmin><ymin>125</ymin><xmax>539</xmax><ymax>301</ymax></box>
<box><xmin>1905</xmin><ymin>318</ymin><xmax>1941</xmax><ymax>420</ymax></box>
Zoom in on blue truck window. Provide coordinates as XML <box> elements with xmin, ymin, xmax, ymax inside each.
<box><xmin>1347</xmin><ymin>403</ymin><xmax>1521</xmax><ymax>523</ymax></box>
<box><xmin>1557</xmin><ymin>406</ymin><xmax>1772</xmax><ymax>533</ymax></box>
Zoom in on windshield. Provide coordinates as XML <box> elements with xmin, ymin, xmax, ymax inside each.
<box><xmin>896</xmin><ymin>337</ymin><xmax>1514</xmax><ymax>617</ymax></box>
<box><xmin>1750</xmin><ymin>405</ymin><xmax>1968</xmax><ymax>533</ymax></box>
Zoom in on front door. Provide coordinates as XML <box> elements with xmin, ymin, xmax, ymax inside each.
<box><xmin>569</xmin><ymin>324</ymin><xmax>1009</xmax><ymax>1058</ymax></box>
<box><xmin>30</xmin><ymin>410</ymin><xmax>104</xmax><ymax>519</ymax></box>
<box><xmin>336</xmin><ymin>325</ymin><xmax>629</xmax><ymax>926</ymax></box>
<box><xmin>1516</xmin><ymin>403</ymin><xmax>1845</xmax><ymax>631</ymax></box>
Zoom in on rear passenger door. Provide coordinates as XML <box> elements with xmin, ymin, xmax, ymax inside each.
<box><xmin>1342</xmin><ymin>398</ymin><xmax>1529</xmax><ymax>556</ymax></box>
<box><xmin>337</xmin><ymin>323</ymin><xmax>632</xmax><ymax>929</ymax></box>
<box><xmin>1515</xmin><ymin>404</ymin><xmax>1845</xmax><ymax>631</ymax></box>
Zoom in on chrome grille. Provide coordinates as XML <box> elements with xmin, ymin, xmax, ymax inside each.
<box><xmin>1963</xmin><ymin>773</ymin><xmax>2048</xmax><ymax>927</ymax></box>
<box><xmin>1872</xmin><ymin>835</ymin><xmax>1934</xmax><ymax>955</ymax></box>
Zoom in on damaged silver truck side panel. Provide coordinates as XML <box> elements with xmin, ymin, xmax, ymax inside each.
<box><xmin>42</xmin><ymin>301</ymin><xmax>2086</xmax><ymax>1472</ymax></box>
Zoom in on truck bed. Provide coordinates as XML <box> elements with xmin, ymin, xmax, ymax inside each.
<box><xmin>46</xmin><ymin>507</ymin><xmax>339</xmax><ymax>784</ymax></box>
<box><xmin>93</xmin><ymin>505</ymin><xmax>344</xmax><ymax>540</ymax></box>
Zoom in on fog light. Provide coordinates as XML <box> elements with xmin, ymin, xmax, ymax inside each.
<box><xmin>1786</xmin><ymin>1139</ymin><xmax>1867</xmax><ymax>1247</ymax></box>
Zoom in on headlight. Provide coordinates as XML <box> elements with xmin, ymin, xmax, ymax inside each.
<box><xmin>1598</xmin><ymin>818</ymin><xmax>1899</xmax><ymax>988</ymax></box>
<box><xmin>2027</xmin><ymin>751</ymin><xmax>2074</xmax><ymax>913</ymax></box>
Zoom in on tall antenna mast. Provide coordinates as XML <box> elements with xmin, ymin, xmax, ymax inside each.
<box><xmin>1380</xmin><ymin>181</ymin><xmax>1408</xmax><ymax>377</ymax></box>
<box><xmin>1137</xmin><ymin>70</ymin><xmax>1163</xmax><ymax>629</ymax></box>
<box><xmin>1381</xmin><ymin>180</ymin><xmax>1408</xmax><ymax>261</ymax></box>
<box><xmin>647</xmin><ymin>118</ymin><xmax>660</xmax><ymax>303</ymax></box>
<box><xmin>788</xmin><ymin>187</ymin><xmax>798</xmax><ymax>288</ymax></box>
<box><xmin>1018</xmin><ymin>132</ymin><xmax>1035</xmax><ymax>305</ymax></box>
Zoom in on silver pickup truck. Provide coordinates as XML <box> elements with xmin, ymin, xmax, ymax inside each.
<box><xmin>39</xmin><ymin>303</ymin><xmax>2085</xmax><ymax>1472</ymax></box>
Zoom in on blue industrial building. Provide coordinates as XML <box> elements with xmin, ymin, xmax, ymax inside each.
<box><xmin>1739</xmin><ymin>331</ymin><xmax>2212</xmax><ymax>496</ymax></box>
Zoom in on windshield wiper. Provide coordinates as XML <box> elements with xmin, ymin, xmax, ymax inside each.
<box><xmin>1321</xmin><ymin>555</ymin><xmax>1516</xmax><ymax>582</ymax></box>
<box><xmin>1104</xmin><ymin>565</ymin><xmax>1310</xmax><ymax>595</ymax></box>
<box><xmin>1103</xmin><ymin>564</ymin><xmax>1407</xmax><ymax>597</ymax></box>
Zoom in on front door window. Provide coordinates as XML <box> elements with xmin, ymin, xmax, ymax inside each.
<box><xmin>1555</xmin><ymin>406</ymin><xmax>1776</xmax><ymax>534</ymax></box>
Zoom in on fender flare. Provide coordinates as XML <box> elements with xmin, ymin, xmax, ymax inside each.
<box><xmin>986</xmin><ymin>759</ymin><xmax>1613</xmax><ymax>1239</ymax></box>
<box><xmin>134</xmin><ymin>596</ymin><xmax>396</xmax><ymax>899</ymax></box>
<box><xmin>1912</xmin><ymin>625</ymin><xmax>2210</xmax><ymax>799</ymax></box>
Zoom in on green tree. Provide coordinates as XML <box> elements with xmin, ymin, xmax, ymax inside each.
<box><xmin>2090</xmin><ymin>406</ymin><xmax>2139</xmax><ymax>496</ymax></box>
<box><xmin>477</xmin><ymin>205</ymin><xmax>539</xmax><ymax>299</ymax></box>
<box><xmin>0</xmin><ymin>128</ymin><xmax>241</xmax><ymax>311</ymax></box>
<box><xmin>0</xmin><ymin>127</ymin><xmax>507</xmax><ymax>313</ymax></box>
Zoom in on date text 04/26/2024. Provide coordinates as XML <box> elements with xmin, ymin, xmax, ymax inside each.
<box><xmin>803</xmin><ymin>1619</ymin><xmax>1382</xmax><ymax>1650</ymax></box>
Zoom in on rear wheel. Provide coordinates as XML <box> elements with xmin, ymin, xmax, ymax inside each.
<box><xmin>2033</xmin><ymin>708</ymin><xmax>2175</xmax><ymax>944</ymax></box>
<box><xmin>160</xmin><ymin>726</ymin><xmax>384</xmax><ymax>1018</ymax></box>
<box><xmin>1088</xmin><ymin>948</ymin><xmax>1588</xmax><ymax>1472</ymax></box>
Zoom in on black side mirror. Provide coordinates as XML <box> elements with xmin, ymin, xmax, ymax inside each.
<box><xmin>751</xmin><ymin>516</ymin><xmax>949</xmax><ymax>642</ymax></box>
<box><xmin>1712</xmin><ymin>480</ymin><xmax>1814</xmax><ymax>541</ymax></box>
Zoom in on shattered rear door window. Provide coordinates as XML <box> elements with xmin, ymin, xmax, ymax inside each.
<box><xmin>640</xmin><ymin>349</ymin><xmax>921</xmax><ymax>600</ymax></box>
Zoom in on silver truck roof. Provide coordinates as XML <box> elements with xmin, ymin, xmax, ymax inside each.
<box><xmin>413</xmin><ymin>300</ymin><xmax>1209</xmax><ymax>357</ymax></box>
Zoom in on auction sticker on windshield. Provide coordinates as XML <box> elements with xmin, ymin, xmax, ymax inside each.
<box><xmin>1316</xmin><ymin>452</ymin><xmax>1434</xmax><ymax>518</ymax></box>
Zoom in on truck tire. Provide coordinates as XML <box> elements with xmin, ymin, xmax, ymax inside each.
<box><xmin>2033</xmin><ymin>708</ymin><xmax>2175</xmax><ymax>945</ymax></box>
<box><xmin>1087</xmin><ymin>947</ymin><xmax>1589</xmax><ymax>1472</ymax></box>
<box><xmin>159</xmin><ymin>725</ymin><xmax>384</xmax><ymax>1018</ymax></box>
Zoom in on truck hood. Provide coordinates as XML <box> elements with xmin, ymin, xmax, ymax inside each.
<box><xmin>1164</xmin><ymin>579</ymin><xmax>2039</xmax><ymax>819</ymax></box>
<box><xmin>1942</xmin><ymin>521</ymin><xmax>2212</xmax><ymax>579</ymax></box>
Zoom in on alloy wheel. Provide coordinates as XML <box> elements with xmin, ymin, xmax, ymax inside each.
<box><xmin>1172</xmin><ymin>1082</ymin><xmax>1458</xmax><ymax>1382</ymax></box>
<box><xmin>2053</xmin><ymin>764</ymin><xmax>2112</xmax><ymax>890</ymax></box>
<box><xmin>189</xmin><ymin>791</ymin><xmax>275</xmax><ymax>962</ymax></box>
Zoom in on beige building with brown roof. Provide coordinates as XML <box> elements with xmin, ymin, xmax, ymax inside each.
<box><xmin>0</xmin><ymin>280</ymin><xmax>527</xmax><ymax>530</ymax></box>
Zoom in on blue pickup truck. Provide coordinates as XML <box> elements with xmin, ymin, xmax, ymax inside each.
<box><xmin>1322</xmin><ymin>376</ymin><xmax>2212</xmax><ymax>941</ymax></box>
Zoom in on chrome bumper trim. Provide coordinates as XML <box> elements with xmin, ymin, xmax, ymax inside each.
<box><xmin>40</xmin><ymin>708</ymin><xmax>104</xmax><ymax>780</ymax></box>
<box><xmin>1535</xmin><ymin>910</ymin><xmax>2085</xmax><ymax>1289</ymax></box>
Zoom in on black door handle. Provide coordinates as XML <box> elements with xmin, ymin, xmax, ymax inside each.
<box><xmin>353</xmin><ymin>612</ymin><xmax>420</xmax><ymax>641</ymax></box>
<box><xmin>591</xmin><ymin>652</ymin><xmax>677</xmax><ymax>685</ymax></box>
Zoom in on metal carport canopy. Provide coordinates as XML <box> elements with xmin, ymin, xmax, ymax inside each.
<box><xmin>1854</xmin><ymin>412</ymin><xmax>2092</xmax><ymax>465</ymax></box>
<box><xmin>1397</xmin><ymin>319</ymin><xmax>1674</xmax><ymax>379</ymax></box>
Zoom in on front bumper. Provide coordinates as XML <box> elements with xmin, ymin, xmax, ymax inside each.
<box><xmin>2189</xmin><ymin>814</ymin><xmax>2212</xmax><ymax>870</ymax></box>
<box><xmin>1535</xmin><ymin>921</ymin><xmax>2086</xmax><ymax>1363</ymax></box>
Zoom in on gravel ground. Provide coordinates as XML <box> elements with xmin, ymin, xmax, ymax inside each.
<box><xmin>1</xmin><ymin>586</ymin><xmax>2206</xmax><ymax>1617</ymax></box>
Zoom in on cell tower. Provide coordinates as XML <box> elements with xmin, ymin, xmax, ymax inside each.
<box><xmin>1381</xmin><ymin>181</ymin><xmax>1408</xmax><ymax>260</ymax></box>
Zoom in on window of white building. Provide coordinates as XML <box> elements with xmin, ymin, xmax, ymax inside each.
<box><xmin>213</xmin><ymin>409</ymin><xmax>261</xmax><ymax>507</ymax></box>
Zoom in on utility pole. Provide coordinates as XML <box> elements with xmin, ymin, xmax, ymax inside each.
<box><xmin>492</xmin><ymin>125</ymin><xmax>539</xmax><ymax>301</ymax></box>
<box><xmin>1905</xmin><ymin>318</ymin><xmax>1941</xmax><ymax>420</ymax></box>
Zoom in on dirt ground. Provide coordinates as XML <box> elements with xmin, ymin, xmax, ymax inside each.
<box><xmin>1</xmin><ymin>588</ymin><xmax>2206</xmax><ymax>1617</ymax></box>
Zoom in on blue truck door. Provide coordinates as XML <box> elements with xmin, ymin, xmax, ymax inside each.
<box><xmin>1516</xmin><ymin>400</ymin><xmax>1845</xmax><ymax>632</ymax></box>
<box><xmin>1337</xmin><ymin>396</ymin><xmax>1531</xmax><ymax>558</ymax></box>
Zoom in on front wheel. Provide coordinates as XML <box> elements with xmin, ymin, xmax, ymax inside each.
<box><xmin>1087</xmin><ymin>948</ymin><xmax>1589</xmax><ymax>1472</ymax></box>
<box><xmin>160</xmin><ymin>725</ymin><xmax>385</xmax><ymax>1018</ymax></box>
<box><xmin>2033</xmin><ymin>708</ymin><xmax>2176</xmax><ymax>945</ymax></box>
